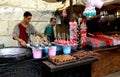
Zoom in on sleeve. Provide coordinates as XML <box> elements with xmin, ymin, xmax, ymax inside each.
<box><xmin>44</xmin><ymin>26</ymin><xmax>52</xmax><ymax>36</ymax></box>
<box><xmin>12</xmin><ymin>24</ymin><xmax>19</xmax><ymax>37</ymax></box>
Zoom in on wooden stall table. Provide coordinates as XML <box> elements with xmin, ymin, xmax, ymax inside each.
<box><xmin>42</xmin><ymin>57</ymin><xmax>98</xmax><ymax>77</ymax></box>
<box><xmin>92</xmin><ymin>46</ymin><xmax>120</xmax><ymax>77</ymax></box>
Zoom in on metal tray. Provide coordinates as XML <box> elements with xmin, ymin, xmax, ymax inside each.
<box><xmin>49</xmin><ymin>59</ymin><xmax>77</xmax><ymax>66</ymax></box>
<box><xmin>48</xmin><ymin>55</ymin><xmax>78</xmax><ymax>66</ymax></box>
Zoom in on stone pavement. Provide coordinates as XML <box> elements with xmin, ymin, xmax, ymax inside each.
<box><xmin>103</xmin><ymin>71</ymin><xmax>120</xmax><ymax>77</ymax></box>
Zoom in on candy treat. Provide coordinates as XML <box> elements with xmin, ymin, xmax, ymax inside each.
<box><xmin>49</xmin><ymin>55</ymin><xmax>77</xmax><ymax>64</ymax></box>
<box><xmin>72</xmin><ymin>51</ymin><xmax>101</xmax><ymax>60</ymax></box>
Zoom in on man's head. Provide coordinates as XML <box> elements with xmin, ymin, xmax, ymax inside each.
<box><xmin>50</xmin><ymin>18</ymin><xmax>56</xmax><ymax>26</ymax></box>
<box><xmin>23</xmin><ymin>11</ymin><xmax>32</xmax><ymax>24</ymax></box>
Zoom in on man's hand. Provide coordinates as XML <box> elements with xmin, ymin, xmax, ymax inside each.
<box><xmin>38</xmin><ymin>32</ymin><xmax>48</xmax><ymax>42</ymax></box>
<box><xmin>13</xmin><ymin>36</ymin><xmax>27</xmax><ymax>47</ymax></box>
<box><xmin>43</xmin><ymin>37</ymin><xmax>48</xmax><ymax>42</ymax></box>
<box><xmin>19</xmin><ymin>40</ymin><xmax>27</xmax><ymax>47</ymax></box>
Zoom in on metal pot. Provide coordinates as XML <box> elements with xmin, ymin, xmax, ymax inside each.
<box><xmin>0</xmin><ymin>47</ymin><xmax>33</xmax><ymax>63</ymax></box>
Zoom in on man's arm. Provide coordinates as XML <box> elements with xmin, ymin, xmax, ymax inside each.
<box><xmin>38</xmin><ymin>32</ymin><xmax>44</xmax><ymax>38</ymax></box>
<box><xmin>38</xmin><ymin>32</ymin><xmax>48</xmax><ymax>42</ymax></box>
<box><xmin>13</xmin><ymin>35</ymin><xmax>26</xmax><ymax>47</ymax></box>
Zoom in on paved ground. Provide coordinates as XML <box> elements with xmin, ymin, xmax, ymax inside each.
<box><xmin>103</xmin><ymin>71</ymin><xmax>120</xmax><ymax>77</ymax></box>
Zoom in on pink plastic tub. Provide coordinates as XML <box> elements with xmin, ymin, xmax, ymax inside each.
<box><xmin>48</xmin><ymin>46</ymin><xmax>56</xmax><ymax>56</ymax></box>
<box><xmin>32</xmin><ymin>49</ymin><xmax>42</xmax><ymax>59</ymax></box>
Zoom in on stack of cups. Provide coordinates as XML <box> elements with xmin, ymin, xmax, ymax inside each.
<box><xmin>32</xmin><ymin>48</ymin><xmax>42</xmax><ymax>59</ymax></box>
<box><xmin>48</xmin><ymin>46</ymin><xmax>56</xmax><ymax>56</ymax></box>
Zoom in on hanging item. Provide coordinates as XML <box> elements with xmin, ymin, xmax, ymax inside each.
<box><xmin>83</xmin><ymin>0</ymin><xmax>104</xmax><ymax>18</ymax></box>
<box><xmin>56</xmin><ymin>0</ymin><xmax>67</xmax><ymax>18</ymax></box>
<box><xmin>56</xmin><ymin>15</ymin><xmax>61</xmax><ymax>24</ymax></box>
<box><xmin>76</xmin><ymin>16</ymin><xmax>82</xmax><ymax>49</ymax></box>
<box><xmin>83</xmin><ymin>0</ymin><xmax>96</xmax><ymax>18</ymax></box>
<box><xmin>86</xmin><ymin>0</ymin><xmax>104</xmax><ymax>9</ymax></box>
<box><xmin>83</xmin><ymin>6</ymin><xmax>96</xmax><ymax>18</ymax></box>
<box><xmin>99</xmin><ymin>10</ymin><xmax>109</xmax><ymax>23</ymax></box>
<box><xmin>94</xmin><ymin>0</ymin><xmax>104</xmax><ymax>9</ymax></box>
<box><xmin>62</xmin><ymin>9</ymin><xmax>67</xmax><ymax>18</ymax></box>
<box><xmin>69</xmin><ymin>20</ymin><xmax>77</xmax><ymax>42</ymax></box>
<box><xmin>62</xmin><ymin>0</ymin><xmax>67</xmax><ymax>18</ymax></box>
<box><xmin>80</xmin><ymin>19</ymin><xmax>87</xmax><ymax>48</ymax></box>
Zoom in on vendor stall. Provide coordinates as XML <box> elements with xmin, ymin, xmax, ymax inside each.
<box><xmin>52</xmin><ymin>0</ymin><xmax>120</xmax><ymax>77</ymax></box>
<box><xmin>1</xmin><ymin>0</ymin><xmax>120</xmax><ymax>77</ymax></box>
<box><xmin>42</xmin><ymin>54</ymin><xmax>98</xmax><ymax>77</ymax></box>
<box><xmin>0</xmin><ymin>47</ymin><xmax>98</xmax><ymax>77</ymax></box>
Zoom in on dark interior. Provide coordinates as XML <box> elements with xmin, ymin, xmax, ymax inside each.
<box><xmin>87</xmin><ymin>17</ymin><xmax>120</xmax><ymax>34</ymax></box>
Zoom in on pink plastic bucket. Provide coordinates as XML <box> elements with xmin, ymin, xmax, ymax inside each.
<box><xmin>32</xmin><ymin>49</ymin><xmax>42</xmax><ymax>59</ymax></box>
<box><xmin>48</xmin><ymin>46</ymin><xmax>56</xmax><ymax>56</ymax></box>
<box><xmin>94</xmin><ymin>0</ymin><xmax>104</xmax><ymax>9</ymax></box>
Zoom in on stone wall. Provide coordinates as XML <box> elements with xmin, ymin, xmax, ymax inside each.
<box><xmin>0</xmin><ymin>0</ymin><xmax>75</xmax><ymax>47</ymax></box>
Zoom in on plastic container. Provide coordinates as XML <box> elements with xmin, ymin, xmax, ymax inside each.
<box><xmin>32</xmin><ymin>49</ymin><xmax>42</xmax><ymax>59</ymax></box>
<box><xmin>63</xmin><ymin>46</ymin><xmax>71</xmax><ymax>54</ymax></box>
<box><xmin>43</xmin><ymin>47</ymin><xmax>49</xmax><ymax>53</ymax></box>
<box><xmin>56</xmin><ymin>45</ymin><xmax>63</xmax><ymax>51</ymax></box>
<box><xmin>48</xmin><ymin>46</ymin><xmax>56</xmax><ymax>56</ymax></box>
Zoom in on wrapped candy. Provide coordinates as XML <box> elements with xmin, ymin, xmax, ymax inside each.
<box><xmin>69</xmin><ymin>21</ymin><xmax>78</xmax><ymax>41</ymax></box>
<box><xmin>80</xmin><ymin>19</ymin><xmax>87</xmax><ymax>48</ymax></box>
<box><xmin>86</xmin><ymin>0</ymin><xmax>104</xmax><ymax>9</ymax></box>
<box><xmin>94</xmin><ymin>0</ymin><xmax>104</xmax><ymax>9</ymax></box>
<box><xmin>83</xmin><ymin>6</ymin><xmax>96</xmax><ymax>17</ymax></box>
<box><xmin>69</xmin><ymin>21</ymin><xmax>77</xmax><ymax>30</ymax></box>
<box><xmin>83</xmin><ymin>0</ymin><xmax>104</xmax><ymax>18</ymax></box>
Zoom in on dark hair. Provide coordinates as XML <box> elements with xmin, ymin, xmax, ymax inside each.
<box><xmin>23</xmin><ymin>11</ymin><xmax>32</xmax><ymax>17</ymax></box>
<box><xmin>50</xmin><ymin>18</ymin><xmax>56</xmax><ymax>22</ymax></box>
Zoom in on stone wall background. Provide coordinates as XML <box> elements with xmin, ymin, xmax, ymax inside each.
<box><xmin>0</xmin><ymin>0</ymin><xmax>76</xmax><ymax>47</ymax></box>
